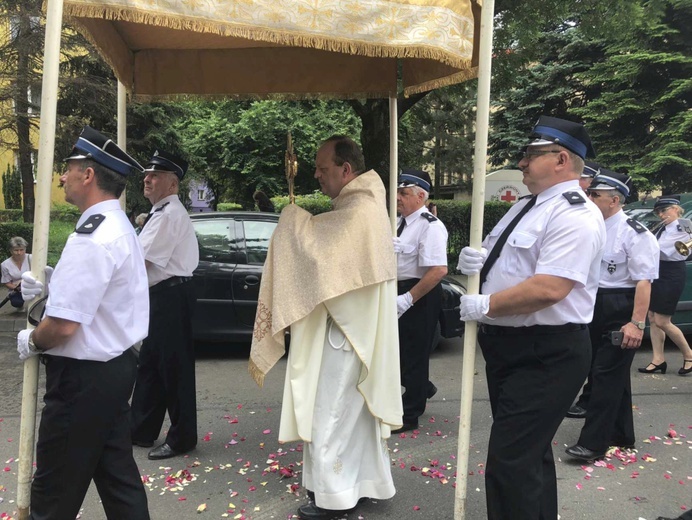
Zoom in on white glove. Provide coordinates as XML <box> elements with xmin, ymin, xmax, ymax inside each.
<box><xmin>457</xmin><ymin>247</ymin><xmax>488</xmax><ymax>275</ymax></box>
<box><xmin>17</xmin><ymin>329</ymin><xmax>38</xmax><ymax>361</ymax></box>
<box><xmin>20</xmin><ymin>272</ymin><xmax>44</xmax><ymax>301</ymax></box>
<box><xmin>459</xmin><ymin>294</ymin><xmax>491</xmax><ymax>322</ymax></box>
<box><xmin>44</xmin><ymin>266</ymin><xmax>54</xmax><ymax>286</ymax></box>
<box><xmin>392</xmin><ymin>237</ymin><xmax>415</xmax><ymax>255</ymax></box>
<box><xmin>397</xmin><ymin>292</ymin><xmax>413</xmax><ymax>318</ymax></box>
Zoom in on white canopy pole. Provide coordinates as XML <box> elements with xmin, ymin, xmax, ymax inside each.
<box><xmin>454</xmin><ymin>0</ymin><xmax>496</xmax><ymax>518</ymax></box>
<box><xmin>117</xmin><ymin>81</ymin><xmax>127</xmax><ymax>210</ymax></box>
<box><xmin>17</xmin><ymin>0</ymin><xmax>64</xmax><ymax>518</ymax></box>
<box><xmin>389</xmin><ymin>93</ymin><xmax>398</xmax><ymax>233</ymax></box>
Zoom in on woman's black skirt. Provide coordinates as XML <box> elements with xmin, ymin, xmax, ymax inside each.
<box><xmin>650</xmin><ymin>260</ymin><xmax>686</xmax><ymax>316</ymax></box>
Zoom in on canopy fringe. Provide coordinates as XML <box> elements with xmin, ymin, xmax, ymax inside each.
<box><xmin>63</xmin><ymin>3</ymin><xmax>475</xmax><ymax>71</ymax></box>
<box><xmin>132</xmin><ymin>90</ymin><xmax>395</xmax><ymax>102</ymax></box>
<box><xmin>248</xmin><ymin>358</ymin><xmax>266</xmax><ymax>388</ymax></box>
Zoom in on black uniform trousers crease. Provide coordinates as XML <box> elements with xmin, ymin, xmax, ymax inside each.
<box><xmin>479</xmin><ymin>326</ymin><xmax>591</xmax><ymax>520</ymax></box>
<box><xmin>30</xmin><ymin>351</ymin><xmax>149</xmax><ymax>520</ymax></box>
<box><xmin>131</xmin><ymin>280</ymin><xmax>197</xmax><ymax>451</ymax></box>
<box><xmin>397</xmin><ymin>279</ymin><xmax>442</xmax><ymax>424</ymax></box>
<box><xmin>577</xmin><ymin>289</ymin><xmax>637</xmax><ymax>451</ymax></box>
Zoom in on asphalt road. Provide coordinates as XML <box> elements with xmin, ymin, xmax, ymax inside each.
<box><xmin>0</xmin><ymin>326</ymin><xmax>690</xmax><ymax>520</ymax></box>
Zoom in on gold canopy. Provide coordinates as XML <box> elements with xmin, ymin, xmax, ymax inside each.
<box><xmin>63</xmin><ymin>0</ymin><xmax>480</xmax><ymax>100</ymax></box>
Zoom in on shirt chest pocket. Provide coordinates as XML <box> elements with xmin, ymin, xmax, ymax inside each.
<box><xmin>603</xmin><ymin>251</ymin><xmax>627</xmax><ymax>272</ymax></box>
<box><xmin>503</xmin><ymin>231</ymin><xmax>539</xmax><ymax>277</ymax></box>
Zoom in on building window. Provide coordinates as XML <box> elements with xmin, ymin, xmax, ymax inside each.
<box><xmin>198</xmin><ymin>189</ymin><xmax>206</xmax><ymax>201</ymax></box>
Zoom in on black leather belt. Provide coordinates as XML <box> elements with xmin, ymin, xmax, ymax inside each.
<box><xmin>479</xmin><ymin>323</ymin><xmax>586</xmax><ymax>336</ymax></box>
<box><xmin>150</xmin><ymin>275</ymin><xmax>192</xmax><ymax>294</ymax></box>
<box><xmin>397</xmin><ymin>278</ymin><xmax>420</xmax><ymax>292</ymax></box>
<box><xmin>597</xmin><ymin>287</ymin><xmax>636</xmax><ymax>295</ymax></box>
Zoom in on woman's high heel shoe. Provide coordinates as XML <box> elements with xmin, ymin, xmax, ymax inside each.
<box><xmin>679</xmin><ymin>359</ymin><xmax>692</xmax><ymax>375</ymax></box>
<box><xmin>638</xmin><ymin>361</ymin><xmax>667</xmax><ymax>374</ymax></box>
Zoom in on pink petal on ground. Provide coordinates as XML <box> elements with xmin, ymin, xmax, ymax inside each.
<box><xmin>263</xmin><ymin>429</ymin><xmax>271</xmax><ymax>435</ymax></box>
<box><xmin>237</xmin><ymin>404</ymin><xmax>243</xmax><ymax>409</ymax></box>
<box><xmin>576</xmin><ymin>483</ymin><xmax>583</xmax><ymax>490</ymax></box>
<box><xmin>413</xmin><ymin>506</ymin><xmax>421</xmax><ymax>511</ymax></box>
<box><xmin>178</xmin><ymin>497</ymin><xmax>187</xmax><ymax>501</ymax></box>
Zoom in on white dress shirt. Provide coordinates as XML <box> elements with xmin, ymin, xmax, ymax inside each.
<box><xmin>138</xmin><ymin>194</ymin><xmax>199</xmax><ymax>286</ymax></box>
<box><xmin>396</xmin><ymin>206</ymin><xmax>448</xmax><ymax>280</ymax></box>
<box><xmin>481</xmin><ymin>180</ymin><xmax>606</xmax><ymax>327</ymax></box>
<box><xmin>44</xmin><ymin>199</ymin><xmax>149</xmax><ymax>361</ymax></box>
<box><xmin>598</xmin><ymin>210</ymin><xmax>659</xmax><ymax>288</ymax></box>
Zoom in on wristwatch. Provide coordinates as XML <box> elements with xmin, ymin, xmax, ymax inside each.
<box><xmin>27</xmin><ymin>331</ymin><xmax>46</xmax><ymax>353</ymax></box>
<box><xmin>630</xmin><ymin>319</ymin><xmax>646</xmax><ymax>330</ymax></box>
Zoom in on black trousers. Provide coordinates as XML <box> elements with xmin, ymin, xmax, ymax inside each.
<box><xmin>479</xmin><ymin>325</ymin><xmax>590</xmax><ymax>520</ymax></box>
<box><xmin>131</xmin><ymin>280</ymin><xmax>198</xmax><ymax>451</ymax></box>
<box><xmin>397</xmin><ymin>279</ymin><xmax>442</xmax><ymax>424</ymax></box>
<box><xmin>577</xmin><ymin>289</ymin><xmax>637</xmax><ymax>452</ymax></box>
<box><xmin>30</xmin><ymin>351</ymin><xmax>149</xmax><ymax>520</ymax></box>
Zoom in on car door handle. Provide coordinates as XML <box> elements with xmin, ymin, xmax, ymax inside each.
<box><xmin>244</xmin><ymin>275</ymin><xmax>260</xmax><ymax>286</ymax></box>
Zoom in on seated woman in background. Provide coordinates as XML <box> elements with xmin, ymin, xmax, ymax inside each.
<box><xmin>1</xmin><ymin>236</ymin><xmax>32</xmax><ymax>310</ymax></box>
<box><xmin>639</xmin><ymin>198</ymin><xmax>692</xmax><ymax>376</ymax></box>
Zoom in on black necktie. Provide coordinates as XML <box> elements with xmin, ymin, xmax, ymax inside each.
<box><xmin>479</xmin><ymin>196</ymin><xmax>538</xmax><ymax>287</ymax></box>
<box><xmin>655</xmin><ymin>224</ymin><xmax>665</xmax><ymax>239</ymax></box>
<box><xmin>141</xmin><ymin>211</ymin><xmax>154</xmax><ymax>230</ymax></box>
<box><xmin>397</xmin><ymin>218</ymin><xmax>407</xmax><ymax>237</ymax></box>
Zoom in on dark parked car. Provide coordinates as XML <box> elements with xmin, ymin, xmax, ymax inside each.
<box><xmin>190</xmin><ymin>211</ymin><xmax>465</xmax><ymax>346</ymax></box>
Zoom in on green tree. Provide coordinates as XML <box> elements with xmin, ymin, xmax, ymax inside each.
<box><xmin>0</xmin><ymin>0</ymin><xmax>43</xmax><ymax>222</ymax></box>
<box><xmin>488</xmin><ymin>29</ymin><xmax>607</xmax><ymax>166</ymax></box>
<box><xmin>180</xmin><ymin>99</ymin><xmax>360</xmax><ymax>208</ymax></box>
<box><xmin>573</xmin><ymin>0</ymin><xmax>692</xmax><ymax>192</ymax></box>
<box><xmin>2</xmin><ymin>163</ymin><xmax>21</xmax><ymax>208</ymax></box>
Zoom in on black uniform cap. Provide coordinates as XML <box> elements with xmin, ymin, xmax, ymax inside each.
<box><xmin>654</xmin><ymin>197</ymin><xmax>681</xmax><ymax>212</ymax></box>
<box><xmin>64</xmin><ymin>126</ymin><xmax>144</xmax><ymax>176</ymax></box>
<box><xmin>527</xmin><ymin>116</ymin><xmax>596</xmax><ymax>159</ymax></box>
<box><xmin>397</xmin><ymin>168</ymin><xmax>432</xmax><ymax>192</ymax></box>
<box><xmin>588</xmin><ymin>169</ymin><xmax>632</xmax><ymax>199</ymax></box>
<box><xmin>144</xmin><ymin>150</ymin><xmax>189</xmax><ymax>180</ymax></box>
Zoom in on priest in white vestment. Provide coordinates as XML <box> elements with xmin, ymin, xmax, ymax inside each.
<box><xmin>249</xmin><ymin>135</ymin><xmax>402</xmax><ymax>520</ymax></box>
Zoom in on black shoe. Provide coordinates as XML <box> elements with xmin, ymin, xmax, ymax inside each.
<box><xmin>566</xmin><ymin>404</ymin><xmax>587</xmax><ymax>419</ymax></box>
<box><xmin>427</xmin><ymin>382</ymin><xmax>438</xmax><ymax>399</ymax></box>
<box><xmin>565</xmin><ymin>444</ymin><xmax>606</xmax><ymax>461</ymax></box>
<box><xmin>297</xmin><ymin>502</ymin><xmax>359</xmax><ymax>520</ymax></box>
<box><xmin>148</xmin><ymin>442</ymin><xmax>189</xmax><ymax>460</ymax></box>
<box><xmin>679</xmin><ymin>359</ymin><xmax>692</xmax><ymax>375</ymax></box>
<box><xmin>391</xmin><ymin>422</ymin><xmax>418</xmax><ymax>434</ymax></box>
<box><xmin>132</xmin><ymin>439</ymin><xmax>154</xmax><ymax>448</ymax></box>
<box><xmin>638</xmin><ymin>361</ymin><xmax>667</xmax><ymax>374</ymax></box>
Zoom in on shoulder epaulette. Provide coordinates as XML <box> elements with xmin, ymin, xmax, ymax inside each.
<box><xmin>75</xmin><ymin>214</ymin><xmax>105</xmax><ymax>234</ymax></box>
<box><xmin>421</xmin><ymin>212</ymin><xmax>438</xmax><ymax>223</ymax></box>
<box><xmin>677</xmin><ymin>218</ymin><xmax>692</xmax><ymax>234</ymax></box>
<box><xmin>562</xmin><ymin>191</ymin><xmax>586</xmax><ymax>205</ymax></box>
<box><xmin>626</xmin><ymin>218</ymin><xmax>647</xmax><ymax>234</ymax></box>
<box><xmin>154</xmin><ymin>201</ymin><xmax>170</xmax><ymax>213</ymax></box>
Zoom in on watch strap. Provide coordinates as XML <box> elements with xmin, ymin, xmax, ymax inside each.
<box><xmin>631</xmin><ymin>320</ymin><xmax>646</xmax><ymax>330</ymax></box>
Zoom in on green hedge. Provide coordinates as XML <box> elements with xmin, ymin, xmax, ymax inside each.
<box><xmin>0</xmin><ymin>209</ymin><xmax>23</xmax><ymax>223</ymax></box>
<box><xmin>217</xmin><ymin>202</ymin><xmax>243</xmax><ymax>211</ymax></box>
<box><xmin>434</xmin><ymin>200</ymin><xmax>511</xmax><ymax>269</ymax></box>
<box><xmin>272</xmin><ymin>192</ymin><xmax>511</xmax><ymax>270</ymax></box>
<box><xmin>50</xmin><ymin>203</ymin><xmax>81</xmax><ymax>222</ymax></box>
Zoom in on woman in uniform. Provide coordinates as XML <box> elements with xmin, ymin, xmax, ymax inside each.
<box><xmin>639</xmin><ymin>197</ymin><xmax>692</xmax><ymax>375</ymax></box>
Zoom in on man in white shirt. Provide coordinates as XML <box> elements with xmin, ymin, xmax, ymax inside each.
<box><xmin>392</xmin><ymin>168</ymin><xmax>448</xmax><ymax>433</ymax></box>
<box><xmin>130</xmin><ymin>151</ymin><xmax>200</xmax><ymax>460</ymax></box>
<box><xmin>17</xmin><ymin>126</ymin><xmax>150</xmax><ymax>519</ymax></box>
